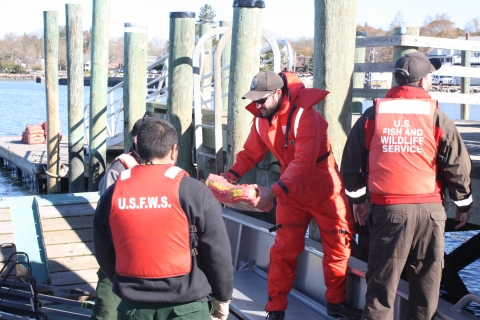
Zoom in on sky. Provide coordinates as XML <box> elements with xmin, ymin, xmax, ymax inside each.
<box><xmin>0</xmin><ymin>0</ymin><xmax>477</xmax><ymax>40</ymax></box>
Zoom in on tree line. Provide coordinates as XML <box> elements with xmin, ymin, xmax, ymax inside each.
<box><xmin>1</xmin><ymin>8</ymin><xmax>479</xmax><ymax>73</ymax></box>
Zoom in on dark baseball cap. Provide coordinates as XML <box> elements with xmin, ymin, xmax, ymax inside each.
<box><xmin>394</xmin><ymin>52</ymin><xmax>441</xmax><ymax>85</ymax></box>
<box><xmin>131</xmin><ymin>116</ymin><xmax>150</xmax><ymax>137</ymax></box>
<box><xmin>242</xmin><ymin>71</ymin><xmax>284</xmax><ymax>101</ymax></box>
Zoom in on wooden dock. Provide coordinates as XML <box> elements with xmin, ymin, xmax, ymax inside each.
<box><xmin>1</xmin><ymin>118</ymin><xmax>480</xmax><ymax>227</ymax></box>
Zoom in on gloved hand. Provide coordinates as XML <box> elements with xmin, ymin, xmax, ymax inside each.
<box><xmin>221</xmin><ymin>171</ymin><xmax>238</xmax><ymax>184</ymax></box>
<box><xmin>211</xmin><ymin>297</ymin><xmax>230</xmax><ymax>320</ymax></box>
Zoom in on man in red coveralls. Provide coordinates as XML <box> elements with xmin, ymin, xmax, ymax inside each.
<box><xmin>224</xmin><ymin>71</ymin><xmax>361</xmax><ymax>320</ymax></box>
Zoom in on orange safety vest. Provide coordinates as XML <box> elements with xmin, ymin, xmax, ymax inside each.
<box><xmin>115</xmin><ymin>153</ymin><xmax>139</xmax><ymax>169</ymax></box>
<box><xmin>110</xmin><ymin>165</ymin><xmax>194</xmax><ymax>279</ymax></box>
<box><xmin>368</xmin><ymin>98</ymin><xmax>438</xmax><ymax>196</ymax></box>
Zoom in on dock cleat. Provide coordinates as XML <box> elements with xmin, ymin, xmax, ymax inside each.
<box><xmin>327</xmin><ymin>301</ymin><xmax>362</xmax><ymax>320</ymax></box>
<box><xmin>266</xmin><ymin>311</ymin><xmax>286</xmax><ymax>320</ymax></box>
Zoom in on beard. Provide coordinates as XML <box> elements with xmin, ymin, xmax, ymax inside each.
<box><xmin>258</xmin><ymin>94</ymin><xmax>281</xmax><ymax>120</ymax></box>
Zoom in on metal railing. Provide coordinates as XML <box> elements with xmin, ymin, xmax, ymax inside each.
<box><xmin>83</xmin><ymin>27</ymin><xmax>293</xmax><ymax>150</ymax></box>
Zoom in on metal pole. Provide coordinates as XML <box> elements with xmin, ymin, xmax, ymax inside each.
<box><xmin>199</xmin><ymin>22</ymin><xmax>212</xmax><ymax>108</ymax></box>
<box><xmin>353</xmin><ymin>32</ymin><xmax>366</xmax><ymax>114</ymax></box>
<box><xmin>226</xmin><ymin>1</ymin><xmax>264</xmax><ymax>184</ymax></box>
<box><xmin>123</xmin><ymin>23</ymin><xmax>148</xmax><ymax>150</ymax></box>
<box><xmin>219</xmin><ymin>20</ymin><xmax>232</xmax><ymax>110</ymax></box>
<box><xmin>44</xmin><ymin>11</ymin><xmax>61</xmax><ymax>194</ymax></box>
<box><xmin>461</xmin><ymin>33</ymin><xmax>471</xmax><ymax>120</ymax></box>
<box><xmin>391</xmin><ymin>27</ymin><xmax>419</xmax><ymax>87</ymax></box>
<box><xmin>167</xmin><ymin>12</ymin><xmax>196</xmax><ymax>175</ymax></box>
<box><xmin>88</xmin><ymin>0</ymin><xmax>110</xmax><ymax>191</ymax></box>
<box><xmin>66</xmin><ymin>4</ymin><xmax>85</xmax><ymax>193</ymax></box>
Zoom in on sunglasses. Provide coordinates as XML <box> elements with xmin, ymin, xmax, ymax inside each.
<box><xmin>254</xmin><ymin>91</ymin><xmax>275</xmax><ymax>105</ymax></box>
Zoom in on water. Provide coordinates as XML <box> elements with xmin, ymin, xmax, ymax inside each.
<box><xmin>0</xmin><ymin>80</ymin><xmax>479</xmax><ymax>315</ymax></box>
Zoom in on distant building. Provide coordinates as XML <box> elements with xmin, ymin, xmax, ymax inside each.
<box><xmin>427</xmin><ymin>36</ymin><xmax>480</xmax><ymax>66</ymax></box>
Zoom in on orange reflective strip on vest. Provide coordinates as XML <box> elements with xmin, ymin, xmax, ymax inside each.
<box><xmin>110</xmin><ymin>165</ymin><xmax>191</xmax><ymax>279</ymax></box>
<box><xmin>369</xmin><ymin>99</ymin><xmax>438</xmax><ymax>196</ymax></box>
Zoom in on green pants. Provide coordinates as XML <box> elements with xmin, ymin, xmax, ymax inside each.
<box><xmin>117</xmin><ymin>299</ymin><xmax>211</xmax><ymax>320</ymax></box>
<box><xmin>91</xmin><ymin>269</ymin><xmax>121</xmax><ymax>320</ymax></box>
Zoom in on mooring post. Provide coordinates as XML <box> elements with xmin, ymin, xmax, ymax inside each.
<box><xmin>226</xmin><ymin>1</ymin><xmax>264</xmax><ymax>183</ymax></box>
<box><xmin>391</xmin><ymin>26</ymin><xmax>419</xmax><ymax>87</ymax></box>
<box><xmin>123</xmin><ymin>23</ymin><xmax>148</xmax><ymax>150</ymax></box>
<box><xmin>353</xmin><ymin>31</ymin><xmax>366</xmax><ymax>114</ymax></box>
<box><xmin>219</xmin><ymin>20</ymin><xmax>232</xmax><ymax>110</ymax></box>
<box><xmin>88</xmin><ymin>0</ymin><xmax>110</xmax><ymax>191</ymax></box>
<box><xmin>461</xmin><ymin>33</ymin><xmax>471</xmax><ymax>120</ymax></box>
<box><xmin>312</xmin><ymin>0</ymin><xmax>357</xmax><ymax>241</ymax></box>
<box><xmin>66</xmin><ymin>4</ymin><xmax>85</xmax><ymax>193</ymax></box>
<box><xmin>167</xmin><ymin>12</ymin><xmax>196</xmax><ymax>175</ymax></box>
<box><xmin>199</xmin><ymin>22</ymin><xmax>213</xmax><ymax>108</ymax></box>
<box><xmin>43</xmin><ymin>11</ymin><xmax>61</xmax><ymax>194</ymax></box>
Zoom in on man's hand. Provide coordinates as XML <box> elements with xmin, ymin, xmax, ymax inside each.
<box><xmin>454</xmin><ymin>209</ymin><xmax>470</xmax><ymax>230</ymax></box>
<box><xmin>353</xmin><ymin>203</ymin><xmax>368</xmax><ymax>226</ymax></box>
<box><xmin>252</xmin><ymin>185</ymin><xmax>275</xmax><ymax>210</ymax></box>
<box><xmin>211</xmin><ymin>297</ymin><xmax>230</xmax><ymax>320</ymax></box>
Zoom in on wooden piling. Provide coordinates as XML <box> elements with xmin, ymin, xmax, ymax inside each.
<box><xmin>66</xmin><ymin>4</ymin><xmax>85</xmax><ymax>193</ymax></box>
<box><xmin>312</xmin><ymin>0</ymin><xmax>357</xmax><ymax>241</ymax></box>
<box><xmin>88</xmin><ymin>0</ymin><xmax>110</xmax><ymax>191</ymax></box>
<box><xmin>167</xmin><ymin>12</ymin><xmax>196</xmax><ymax>175</ymax></box>
<box><xmin>313</xmin><ymin>0</ymin><xmax>357</xmax><ymax>164</ymax></box>
<box><xmin>391</xmin><ymin>27</ymin><xmax>419</xmax><ymax>87</ymax></box>
<box><xmin>219</xmin><ymin>20</ymin><xmax>232</xmax><ymax>110</ymax></box>
<box><xmin>43</xmin><ymin>11</ymin><xmax>61</xmax><ymax>194</ymax></box>
<box><xmin>123</xmin><ymin>23</ymin><xmax>148</xmax><ymax>150</ymax></box>
<box><xmin>461</xmin><ymin>33</ymin><xmax>471</xmax><ymax>120</ymax></box>
<box><xmin>353</xmin><ymin>31</ymin><xmax>366</xmax><ymax>114</ymax></box>
<box><xmin>199</xmin><ymin>22</ymin><xmax>212</xmax><ymax>108</ymax></box>
<box><xmin>226</xmin><ymin>2</ymin><xmax>264</xmax><ymax>183</ymax></box>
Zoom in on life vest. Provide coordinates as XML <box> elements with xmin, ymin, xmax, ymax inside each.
<box><xmin>110</xmin><ymin>165</ymin><xmax>195</xmax><ymax>279</ymax></box>
<box><xmin>114</xmin><ymin>152</ymin><xmax>139</xmax><ymax>169</ymax></box>
<box><xmin>368</xmin><ymin>98</ymin><xmax>438</xmax><ymax>196</ymax></box>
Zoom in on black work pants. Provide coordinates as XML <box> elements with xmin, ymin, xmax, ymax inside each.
<box><xmin>361</xmin><ymin>203</ymin><xmax>446</xmax><ymax>320</ymax></box>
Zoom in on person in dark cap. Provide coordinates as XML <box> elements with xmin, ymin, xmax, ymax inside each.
<box><xmin>93</xmin><ymin>116</ymin><xmax>148</xmax><ymax>320</ymax></box>
<box><xmin>224</xmin><ymin>71</ymin><xmax>362</xmax><ymax>320</ymax></box>
<box><xmin>341</xmin><ymin>51</ymin><xmax>472</xmax><ymax>319</ymax></box>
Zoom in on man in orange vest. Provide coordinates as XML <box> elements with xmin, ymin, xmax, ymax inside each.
<box><xmin>341</xmin><ymin>52</ymin><xmax>472</xmax><ymax>319</ymax></box>
<box><xmin>225</xmin><ymin>71</ymin><xmax>361</xmax><ymax>320</ymax></box>
<box><xmin>93</xmin><ymin>118</ymin><xmax>233</xmax><ymax>320</ymax></box>
<box><xmin>93</xmin><ymin>117</ymin><xmax>144</xmax><ymax>320</ymax></box>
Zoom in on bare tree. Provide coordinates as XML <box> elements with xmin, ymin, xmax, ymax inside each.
<box><xmin>420</xmin><ymin>13</ymin><xmax>464</xmax><ymax>38</ymax></box>
<box><xmin>465</xmin><ymin>17</ymin><xmax>480</xmax><ymax>35</ymax></box>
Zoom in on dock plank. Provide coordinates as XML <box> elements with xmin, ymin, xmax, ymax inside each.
<box><xmin>48</xmin><ymin>255</ymin><xmax>98</xmax><ymax>273</ymax></box>
<box><xmin>0</xmin><ymin>221</ymin><xmax>13</xmax><ymax>235</ymax></box>
<box><xmin>0</xmin><ymin>208</ymin><xmax>11</xmax><ymax>221</ymax></box>
<box><xmin>53</xmin><ymin>282</ymin><xmax>96</xmax><ymax>299</ymax></box>
<box><xmin>50</xmin><ymin>268</ymin><xmax>98</xmax><ymax>286</ymax></box>
<box><xmin>43</xmin><ymin>229</ymin><xmax>93</xmax><ymax>245</ymax></box>
<box><xmin>40</xmin><ymin>216</ymin><xmax>93</xmax><ymax>232</ymax></box>
<box><xmin>45</xmin><ymin>242</ymin><xmax>95</xmax><ymax>259</ymax></box>
<box><xmin>38</xmin><ymin>203</ymin><xmax>96</xmax><ymax>219</ymax></box>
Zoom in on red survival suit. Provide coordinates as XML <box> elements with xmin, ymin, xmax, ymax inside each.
<box><xmin>228</xmin><ymin>72</ymin><xmax>355</xmax><ymax>310</ymax></box>
<box><xmin>110</xmin><ymin>165</ymin><xmax>194</xmax><ymax>279</ymax></box>
<box><xmin>114</xmin><ymin>153</ymin><xmax>139</xmax><ymax>170</ymax></box>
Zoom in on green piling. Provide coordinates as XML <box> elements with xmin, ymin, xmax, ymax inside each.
<box><xmin>66</xmin><ymin>4</ymin><xmax>85</xmax><ymax>193</ymax></box>
<box><xmin>199</xmin><ymin>22</ymin><xmax>212</xmax><ymax>108</ymax></box>
<box><xmin>392</xmin><ymin>27</ymin><xmax>419</xmax><ymax>87</ymax></box>
<box><xmin>219</xmin><ymin>20</ymin><xmax>232</xmax><ymax>110</ymax></box>
<box><xmin>167</xmin><ymin>12</ymin><xmax>196</xmax><ymax>175</ymax></box>
<box><xmin>226</xmin><ymin>1</ymin><xmax>264</xmax><ymax>183</ymax></box>
<box><xmin>312</xmin><ymin>0</ymin><xmax>357</xmax><ymax>241</ymax></box>
<box><xmin>88</xmin><ymin>0</ymin><xmax>110</xmax><ymax>191</ymax></box>
<box><xmin>43</xmin><ymin>11</ymin><xmax>61</xmax><ymax>194</ymax></box>
<box><xmin>123</xmin><ymin>23</ymin><xmax>148</xmax><ymax>150</ymax></box>
<box><xmin>461</xmin><ymin>33</ymin><xmax>471</xmax><ymax>120</ymax></box>
<box><xmin>353</xmin><ymin>31</ymin><xmax>366</xmax><ymax>114</ymax></box>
